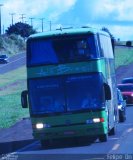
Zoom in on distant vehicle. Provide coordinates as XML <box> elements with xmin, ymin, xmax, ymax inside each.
<box><xmin>0</xmin><ymin>55</ymin><xmax>9</xmax><ymax>64</ymax></box>
<box><xmin>117</xmin><ymin>83</ymin><xmax>133</xmax><ymax>105</ymax></box>
<box><xmin>117</xmin><ymin>88</ymin><xmax>126</xmax><ymax>122</ymax></box>
<box><xmin>122</xmin><ymin>77</ymin><xmax>133</xmax><ymax>84</ymax></box>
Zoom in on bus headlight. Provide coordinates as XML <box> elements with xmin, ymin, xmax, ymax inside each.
<box><xmin>93</xmin><ymin>118</ymin><xmax>104</xmax><ymax>123</ymax></box>
<box><xmin>93</xmin><ymin>118</ymin><xmax>101</xmax><ymax>123</ymax></box>
<box><xmin>36</xmin><ymin>123</ymin><xmax>44</xmax><ymax>129</ymax></box>
<box><xmin>35</xmin><ymin>123</ymin><xmax>51</xmax><ymax>129</ymax></box>
<box><xmin>86</xmin><ymin>118</ymin><xmax>104</xmax><ymax>124</ymax></box>
<box><xmin>118</xmin><ymin>104</ymin><xmax>122</xmax><ymax>109</ymax></box>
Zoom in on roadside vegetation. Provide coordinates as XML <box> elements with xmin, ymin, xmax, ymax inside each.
<box><xmin>0</xmin><ymin>22</ymin><xmax>36</xmax><ymax>56</ymax></box>
<box><xmin>0</xmin><ymin>67</ymin><xmax>29</xmax><ymax>128</ymax></box>
<box><xmin>0</xmin><ymin>22</ymin><xmax>36</xmax><ymax>128</ymax></box>
<box><xmin>115</xmin><ymin>45</ymin><xmax>133</xmax><ymax>68</ymax></box>
<box><xmin>0</xmin><ymin>34</ymin><xmax>26</xmax><ymax>56</ymax></box>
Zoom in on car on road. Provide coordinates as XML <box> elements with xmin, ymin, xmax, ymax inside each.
<box><xmin>117</xmin><ymin>83</ymin><xmax>133</xmax><ymax>105</ymax></box>
<box><xmin>117</xmin><ymin>88</ymin><xmax>126</xmax><ymax>122</ymax></box>
<box><xmin>122</xmin><ymin>77</ymin><xmax>133</xmax><ymax>84</ymax></box>
<box><xmin>0</xmin><ymin>54</ymin><xmax>9</xmax><ymax>64</ymax></box>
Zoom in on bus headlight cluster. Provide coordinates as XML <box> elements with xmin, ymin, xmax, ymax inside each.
<box><xmin>36</xmin><ymin>123</ymin><xmax>44</xmax><ymax>129</ymax></box>
<box><xmin>93</xmin><ymin>118</ymin><xmax>101</xmax><ymax>123</ymax></box>
<box><xmin>36</xmin><ymin>123</ymin><xmax>51</xmax><ymax>129</ymax></box>
<box><xmin>86</xmin><ymin>118</ymin><xmax>104</xmax><ymax>124</ymax></box>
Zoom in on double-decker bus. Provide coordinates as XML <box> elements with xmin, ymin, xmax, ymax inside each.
<box><xmin>21</xmin><ymin>27</ymin><xmax>118</xmax><ymax>146</ymax></box>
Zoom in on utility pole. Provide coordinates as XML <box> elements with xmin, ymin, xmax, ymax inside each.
<box><xmin>3</xmin><ymin>25</ymin><xmax>4</xmax><ymax>34</ymax></box>
<box><xmin>9</xmin><ymin>13</ymin><xmax>16</xmax><ymax>25</ymax></box>
<box><xmin>0</xmin><ymin>4</ymin><xmax>3</xmax><ymax>35</ymax></box>
<box><xmin>49</xmin><ymin>21</ymin><xmax>52</xmax><ymax>31</ymax></box>
<box><xmin>40</xmin><ymin>18</ymin><xmax>45</xmax><ymax>32</ymax></box>
<box><xmin>20</xmin><ymin>14</ymin><xmax>26</xmax><ymax>23</ymax></box>
<box><xmin>3</xmin><ymin>25</ymin><xmax>5</xmax><ymax>34</ymax></box>
<box><xmin>29</xmin><ymin>17</ymin><xmax>35</xmax><ymax>27</ymax></box>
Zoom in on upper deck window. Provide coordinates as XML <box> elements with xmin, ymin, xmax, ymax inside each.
<box><xmin>27</xmin><ymin>34</ymin><xmax>99</xmax><ymax>66</ymax></box>
<box><xmin>98</xmin><ymin>35</ymin><xmax>114</xmax><ymax>58</ymax></box>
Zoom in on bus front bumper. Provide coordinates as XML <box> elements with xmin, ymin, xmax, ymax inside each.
<box><xmin>32</xmin><ymin>123</ymin><xmax>108</xmax><ymax>140</ymax></box>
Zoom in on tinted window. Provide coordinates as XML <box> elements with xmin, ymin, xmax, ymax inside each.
<box><xmin>122</xmin><ymin>78</ymin><xmax>133</xmax><ymax>84</ymax></box>
<box><xmin>66</xmin><ymin>74</ymin><xmax>104</xmax><ymax>111</ymax></box>
<box><xmin>27</xmin><ymin>34</ymin><xmax>99</xmax><ymax>66</ymax></box>
<box><xmin>28</xmin><ymin>73</ymin><xmax>104</xmax><ymax>115</ymax></box>
<box><xmin>0</xmin><ymin>55</ymin><xmax>7</xmax><ymax>58</ymax></box>
<box><xmin>29</xmin><ymin>78</ymin><xmax>65</xmax><ymax>114</ymax></box>
<box><xmin>118</xmin><ymin>85</ymin><xmax>133</xmax><ymax>92</ymax></box>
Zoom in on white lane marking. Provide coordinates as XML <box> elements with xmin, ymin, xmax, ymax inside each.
<box><xmin>119</xmin><ymin>123</ymin><xmax>133</xmax><ymax>126</ymax></box>
<box><xmin>109</xmin><ymin>137</ymin><xmax>119</xmax><ymax>140</ymax></box>
<box><xmin>0</xmin><ymin>56</ymin><xmax>26</xmax><ymax>69</ymax></box>
<box><xmin>109</xmin><ymin>126</ymin><xmax>133</xmax><ymax>153</ymax></box>
<box><xmin>126</xmin><ymin>128</ymin><xmax>133</xmax><ymax>133</ymax></box>
<box><xmin>1</xmin><ymin>152</ymin><xmax>18</xmax><ymax>160</ymax></box>
<box><xmin>16</xmin><ymin>141</ymin><xmax>40</xmax><ymax>152</ymax></box>
<box><xmin>112</xmin><ymin>144</ymin><xmax>120</xmax><ymax>150</ymax></box>
<box><xmin>88</xmin><ymin>158</ymin><xmax>104</xmax><ymax>160</ymax></box>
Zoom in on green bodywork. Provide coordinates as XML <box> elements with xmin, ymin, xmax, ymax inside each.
<box><xmin>27</xmin><ymin>58</ymin><xmax>115</xmax><ymax>141</ymax></box>
<box><xmin>27</xmin><ymin>59</ymin><xmax>106</xmax><ymax>79</ymax></box>
<box><xmin>31</xmin><ymin>111</ymin><xmax>108</xmax><ymax>140</ymax></box>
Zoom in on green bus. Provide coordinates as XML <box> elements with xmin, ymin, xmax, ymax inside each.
<box><xmin>21</xmin><ymin>27</ymin><xmax>118</xmax><ymax>146</ymax></box>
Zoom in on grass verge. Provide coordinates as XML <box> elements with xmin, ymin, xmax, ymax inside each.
<box><xmin>115</xmin><ymin>46</ymin><xmax>133</xmax><ymax>68</ymax></box>
<box><xmin>0</xmin><ymin>67</ymin><xmax>29</xmax><ymax>128</ymax></box>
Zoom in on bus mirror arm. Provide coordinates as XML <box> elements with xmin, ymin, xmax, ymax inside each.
<box><xmin>21</xmin><ymin>90</ymin><xmax>28</xmax><ymax>108</ymax></box>
<box><xmin>111</xmin><ymin>38</ymin><xmax>115</xmax><ymax>55</ymax></box>
<box><xmin>104</xmin><ymin>83</ymin><xmax>111</xmax><ymax>100</ymax></box>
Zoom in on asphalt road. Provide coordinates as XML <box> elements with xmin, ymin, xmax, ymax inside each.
<box><xmin>0</xmin><ymin>53</ymin><xmax>26</xmax><ymax>74</ymax></box>
<box><xmin>6</xmin><ymin>106</ymin><xmax>133</xmax><ymax>160</ymax></box>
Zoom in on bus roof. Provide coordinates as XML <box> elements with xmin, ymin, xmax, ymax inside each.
<box><xmin>28</xmin><ymin>27</ymin><xmax>109</xmax><ymax>39</ymax></box>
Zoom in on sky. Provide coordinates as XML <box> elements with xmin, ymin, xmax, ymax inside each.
<box><xmin>1</xmin><ymin>0</ymin><xmax>133</xmax><ymax>40</ymax></box>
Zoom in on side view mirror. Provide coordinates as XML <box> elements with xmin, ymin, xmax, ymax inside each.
<box><xmin>104</xmin><ymin>83</ymin><xmax>111</xmax><ymax>100</ymax></box>
<box><xmin>21</xmin><ymin>90</ymin><xmax>28</xmax><ymax>108</ymax></box>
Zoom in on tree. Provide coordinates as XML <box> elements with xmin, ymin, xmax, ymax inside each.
<box><xmin>6</xmin><ymin>22</ymin><xmax>37</xmax><ymax>38</ymax></box>
<box><xmin>126</xmin><ymin>41</ymin><xmax>132</xmax><ymax>47</ymax></box>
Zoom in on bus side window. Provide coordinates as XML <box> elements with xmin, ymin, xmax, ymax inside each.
<box><xmin>97</xmin><ymin>34</ymin><xmax>105</xmax><ymax>57</ymax></box>
<box><xmin>98</xmin><ymin>34</ymin><xmax>114</xmax><ymax>58</ymax></box>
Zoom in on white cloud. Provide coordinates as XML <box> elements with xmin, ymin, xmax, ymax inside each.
<box><xmin>109</xmin><ymin>26</ymin><xmax>133</xmax><ymax>40</ymax></box>
<box><xmin>2</xmin><ymin>0</ymin><xmax>77</xmax><ymax>31</ymax></box>
<box><xmin>1</xmin><ymin>0</ymin><xmax>133</xmax><ymax>40</ymax></box>
<box><xmin>46</xmin><ymin>0</ymin><xmax>76</xmax><ymax>20</ymax></box>
<box><xmin>116</xmin><ymin>0</ymin><xmax>133</xmax><ymax>21</ymax></box>
<box><xmin>92</xmin><ymin>0</ymin><xmax>133</xmax><ymax>21</ymax></box>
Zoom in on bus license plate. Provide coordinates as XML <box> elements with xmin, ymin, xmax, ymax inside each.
<box><xmin>64</xmin><ymin>131</ymin><xmax>75</xmax><ymax>135</ymax></box>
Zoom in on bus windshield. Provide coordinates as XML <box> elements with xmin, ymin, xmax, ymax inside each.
<box><xmin>27</xmin><ymin>34</ymin><xmax>98</xmax><ymax>66</ymax></box>
<box><xmin>28</xmin><ymin>73</ymin><xmax>104</xmax><ymax>115</ymax></box>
